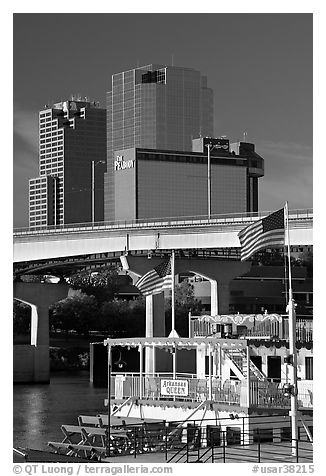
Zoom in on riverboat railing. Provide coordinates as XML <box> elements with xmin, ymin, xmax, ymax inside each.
<box><xmin>189</xmin><ymin>315</ymin><xmax>313</xmax><ymax>342</ymax></box>
<box><xmin>109</xmin><ymin>373</ymin><xmax>313</xmax><ymax>410</ymax></box>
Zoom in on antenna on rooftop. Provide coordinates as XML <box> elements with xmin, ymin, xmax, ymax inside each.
<box><xmin>243</xmin><ymin>131</ymin><xmax>248</xmax><ymax>142</ymax></box>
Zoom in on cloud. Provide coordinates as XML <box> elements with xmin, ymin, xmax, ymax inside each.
<box><xmin>13</xmin><ymin>104</ymin><xmax>39</xmax><ymax>170</ymax></box>
<box><xmin>13</xmin><ymin>105</ymin><xmax>39</xmax><ymax>227</ymax></box>
<box><xmin>256</xmin><ymin>140</ymin><xmax>313</xmax><ymax>211</ymax></box>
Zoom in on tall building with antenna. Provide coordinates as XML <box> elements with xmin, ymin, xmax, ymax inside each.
<box><xmin>29</xmin><ymin>98</ymin><xmax>106</xmax><ymax>229</ymax></box>
<box><xmin>104</xmin><ymin>64</ymin><xmax>214</xmax><ymax>221</ymax></box>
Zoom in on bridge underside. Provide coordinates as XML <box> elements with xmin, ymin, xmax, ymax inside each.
<box><xmin>13</xmin><ymin>245</ymin><xmax>312</xmax><ymax>278</ymax></box>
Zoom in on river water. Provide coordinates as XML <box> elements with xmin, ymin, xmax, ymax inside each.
<box><xmin>13</xmin><ymin>371</ymin><xmax>107</xmax><ymax>451</ymax></box>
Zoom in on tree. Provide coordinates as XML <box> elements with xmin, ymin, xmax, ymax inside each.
<box><xmin>13</xmin><ymin>300</ymin><xmax>31</xmax><ymax>335</ymax></box>
<box><xmin>67</xmin><ymin>268</ymin><xmax>120</xmax><ymax>303</ymax></box>
<box><xmin>296</xmin><ymin>249</ymin><xmax>313</xmax><ymax>278</ymax></box>
<box><xmin>50</xmin><ymin>294</ymin><xmax>99</xmax><ymax>336</ymax></box>
<box><xmin>100</xmin><ymin>297</ymin><xmax>146</xmax><ymax>337</ymax></box>
<box><xmin>165</xmin><ymin>281</ymin><xmax>203</xmax><ymax>336</ymax></box>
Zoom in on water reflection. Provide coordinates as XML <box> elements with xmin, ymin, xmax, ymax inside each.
<box><xmin>13</xmin><ymin>371</ymin><xmax>107</xmax><ymax>451</ymax></box>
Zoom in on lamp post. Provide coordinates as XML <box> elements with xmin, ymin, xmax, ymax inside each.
<box><xmin>107</xmin><ymin>344</ymin><xmax>112</xmax><ymax>457</ymax></box>
<box><xmin>91</xmin><ymin>160</ymin><xmax>105</xmax><ymax>225</ymax></box>
<box><xmin>205</xmin><ymin>142</ymin><xmax>217</xmax><ymax>220</ymax></box>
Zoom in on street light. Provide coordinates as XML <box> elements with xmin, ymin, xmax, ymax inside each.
<box><xmin>205</xmin><ymin>142</ymin><xmax>218</xmax><ymax>220</ymax></box>
<box><xmin>91</xmin><ymin>160</ymin><xmax>106</xmax><ymax>225</ymax></box>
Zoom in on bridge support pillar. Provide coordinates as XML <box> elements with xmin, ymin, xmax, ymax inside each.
<box><xmin>13</xmin><ymin>282</ymin><xmax>69</xmax><ymax>383</ymax></box>
<box><xmin>217</xmin><ymin>281</ymin><xmax>232</xmax><ymax>315</ymax></box>
<box><xmin>145</xmin><ymin>293</ymin><xmax>166</xmax><ymax>374</ymax></box>
<box><xmin>209</xmin><ymin>279</ymin><xmax>218</xmax><ymax>316</ymax></box>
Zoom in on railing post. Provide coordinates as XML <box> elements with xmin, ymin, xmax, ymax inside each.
<box><xmin>186</xmin><ymin>431</ymin><xmax>189</xmax><ymax>463</ymax></box>
<box><xmin>139</xmin><ymin>344</ymin><xmax>143</xmax><ymax>400</ymax></box>
<box><xmin>223</xmin><ymin>430</ymin><xmax>226</xmax><ymax>463</ymax></box>
<box><xmin>211</xmin><ymin>441</ymin><xmax>214</xmax><ymax>463</ymax></box>
<box><xmin>258</xmin><ymin>435</ymin><xmax>261</xmax><ymax>463</ymax></box>
<box><xmin>296</xmin><ymin>439</ymin><xmax>299</xmax><ymax>463</ymax></box>
<box><xmin>134</xmin><ymin>427</ymin><xmax>137</xmax><ymax>458</ymax></box>
<box><xmin>140</xmin><ymin>424</ymin><xmax>143</xmax><ymax>454</ymax></box>
<box><xmin>165</xmin><ymin>425</ymin><xmax>168</xmax><ymax>460</ymax></box>
<box><xmin>197</xmin><ymin>429</ymin><xmax>200</xmax><ymax>460</ymax></box>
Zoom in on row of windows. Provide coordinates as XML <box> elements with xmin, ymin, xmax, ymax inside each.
<box><xmin>40</xmin><ymin>138</ymin><xmax>64</xmax><ymax>145</ymax></box>
<box><xmin>40</xmin><ymin>118</ymin><xmax>57</xmax><ymax>125</ymax></box>
<box><xmin>30</xmin><ymin>202</ymin><xmax>64</xmax><ymax>213</ymax></box>
<box><xmin>40</xmin><ymin>125</ymin><xmax>58</xmax><ymax>132</ymax></box>
<box><xmin>30</xmin><ymin>210</ymin><xmax>47</xmax><ymax>217</ymax></box>
<box><xmin>29</xmin><ymin>183</ymin><xmax>47</xmax><ymax>190</ymax></box>
<box><xmin>29</xmin><ymin>192</ymin><xmax>47</xmax><ymax>199</ymax></box>
<box><xmin>30</xmin><ymin>190</ymin><xmax>63</xmax><ymax>200</ymax></box>
<box><xmin>40</xmin><ymin>129</ymin><xmax>63</xmax><ymax>135</ymax></box>
<box><xmin>30</xmin><ymin>221</ymin><xmax>47</xmax><ymax>226</ymax></box>
<box><xmin>40</xmin><ymin>153</ymin><xmax>64</xmax><ymax>159</ymax></box>
<box><xmin>29</xmin><ymin>198</ymin><xmax>47</xmax><ymax>204</ymax></box>
<box><xmin>40</xmin><ymin>142</ymin><xmax>64</xmax><ymax>149</ymax></box>
<box><xmin>40</xmin><ymin>151</ymin><xmax>63</xmax><ymax>157</ymax></box>
<box><xmin>40</xmin><ymin>133</ymin><xmax>63</xmax><ymax>139</ymax></box>
<box><xmin>40</xmin><ymin>164</ymin><xmax>64</xmax><ymax>170</ymax></box>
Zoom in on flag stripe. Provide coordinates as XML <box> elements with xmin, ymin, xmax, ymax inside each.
<box><xmin>136</xmin><ymin>259</ymin><xmax>172</xmax><ymax>296</ymax></box>
<box><xmin>238</xmin><ymin>208</ymin><xmax>285</xmax><ymax>261</ymax></box>
<box><xmin>241</xmin><ymin>229</ymin><xmax>284</xmax><ymax>256</ymax></box>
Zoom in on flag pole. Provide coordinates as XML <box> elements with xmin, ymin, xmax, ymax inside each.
<box><xmin>171</xmin><ymin>249</ymin><xmax>175</xmax><ymax>334</ymax></box>
<box><xmin>285</xmin><ymin>202</ymin><xmax>299</xmax><ymax>456</ymax></box>
<box><xmin>169</xmin><ymin>250</ymin><xmax>179</xmax><ymax>339</ymax></box>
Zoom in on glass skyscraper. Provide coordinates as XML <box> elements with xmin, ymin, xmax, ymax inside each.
<box><xmin>104</xmin><ymin>64</ymin><xmax>214</xmax><ymax>221</ymax></box>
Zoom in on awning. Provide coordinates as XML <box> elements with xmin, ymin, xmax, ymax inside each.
<box><xmin>103</xmin><ymin>336</ymin><xmax>247</xmax><ymax>350</ymax></box>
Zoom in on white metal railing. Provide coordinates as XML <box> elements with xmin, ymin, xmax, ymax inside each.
<box><xmin>13</xmin><ymin>208</ymin><xmax>313</xmax><ymax>236</ymax></box>
<box><xmin>110</xmin><ymin>373</ymin><xmax>242</xmax><ymax>405</ymax></box>
<box><xmin>109</xmin><ymin>373</ymin><xmax>313</xmax><ymax>410</ymax></box>
<box><xmin>189</xmin><ymin>316</ymin><xmax>313</xmax><ymax>342</ymax></box>
<box><xmin>250</xmin><ymin>380</ymin><xmax>313</xmax><ymax>409</ymax></box>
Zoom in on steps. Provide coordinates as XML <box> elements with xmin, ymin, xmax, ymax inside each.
<box><xmin>223</xmin><ymin>348</ymin><xmax>267</xmax><ymax>382</ymax></box>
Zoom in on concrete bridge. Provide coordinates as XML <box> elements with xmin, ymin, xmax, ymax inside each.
<box><xmin>13</xmin><ymin>210</ymin><xmax>313</xmax><ymax>383</ymax></box>
<box><xmin>13</xmin><ymin>209</ymin><xmax>312</xmax><ymax>263</ymax></box>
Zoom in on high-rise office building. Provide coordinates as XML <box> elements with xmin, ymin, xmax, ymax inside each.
<box><xmin>29</xmin><ymin>98</ymin><xmax>106</xmax><ymax>229</ymax></box>
<box><xmin>104</xmin><ymin>64</ymin><xmax>214</xmax><ymax>221</ymax></box>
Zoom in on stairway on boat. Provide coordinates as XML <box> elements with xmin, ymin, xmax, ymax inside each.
<box><xmin>223</xmin><ymin>348</ymin><xmax>267</xmax><ymax>381</ymax></box>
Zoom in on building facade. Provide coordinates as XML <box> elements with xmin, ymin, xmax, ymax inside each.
<box><xmin>113</xmin><ymin>139</ymin><xmax>264</xmax><ymax>221</ymax></box>
<box><xmin>29</xmin><ymin>98</ymin><xmax>106</xmax><ymax>229</ymax></box>
<box><xmin>104</xmin><ymin>64</ymin><xmax>214</xmax><ymax>221</ymax></box>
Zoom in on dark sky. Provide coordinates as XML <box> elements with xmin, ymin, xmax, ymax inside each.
<box><xmin>13</xmin><ymin>13</ymin><xmax>313</xmax><ymax>227</ymax></box>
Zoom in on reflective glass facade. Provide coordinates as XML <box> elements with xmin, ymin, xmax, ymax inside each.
<box><xmin>105</xmin><ymin>65</ymin><xmax>214</xmax><ymax>221</ymax></box>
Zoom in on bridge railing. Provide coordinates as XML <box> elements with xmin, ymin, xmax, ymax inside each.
<box><xmin>13</xmin><ymin>208</ymin><xmax>313</xmax><ymax>236</ymax></box>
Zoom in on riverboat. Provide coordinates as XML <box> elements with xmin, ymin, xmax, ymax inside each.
<box><xmin>39</xmin><ymin>311</ymin><xmax>312</xmax><ymax>463</ymax></box>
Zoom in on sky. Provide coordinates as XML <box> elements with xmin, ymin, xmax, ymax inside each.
<box><xmin>13</xmin><ymin>12</ymin><xmax>313</xmax><ymax>228</ymax></box>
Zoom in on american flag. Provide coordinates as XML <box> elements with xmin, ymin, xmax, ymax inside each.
<box><xmin>238</xmin><ymin>208</ymin><xmax>285</xmax><ymax>261</ymax></box>
<box><xmin>136</xmin><ymin>259</ymin><xmax>172</xmax><ymax>296</ymax></box>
